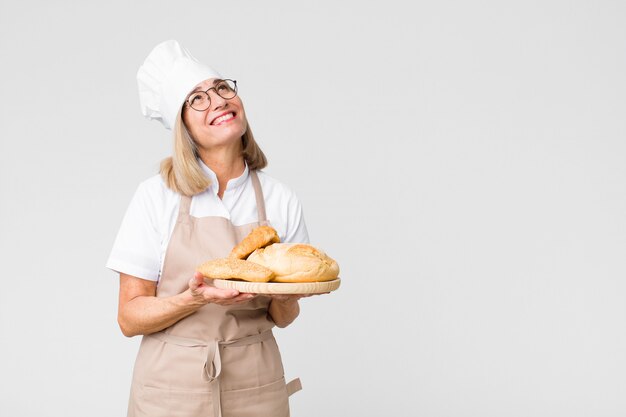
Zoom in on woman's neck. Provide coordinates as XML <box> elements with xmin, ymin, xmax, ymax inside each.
<box><xmin>198</xmin><ymin>146</ymin><xmax>245</xmax><ymax>199</ymax></box>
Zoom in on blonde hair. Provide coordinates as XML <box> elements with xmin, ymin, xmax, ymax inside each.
<box><xmin>160</xmin><ymin>109</ymin><xmax>267</xmax><ymax>196</ymax></box>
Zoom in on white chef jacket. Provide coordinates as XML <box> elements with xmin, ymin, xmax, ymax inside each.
<box><xmin>106</xmin><ymin>161</ymin><xmax>309</xmax><ymax>282</ymax></box>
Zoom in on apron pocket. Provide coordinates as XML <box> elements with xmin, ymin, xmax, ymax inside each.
<box><xmin>134</xmin><ymin>385</ymin><xmax>212</xmax><ymax>417</ymax></box>
<box><xmin>221</xmin><ymin>377</ymin><xmax>290</xmax><ymax>417</ymax></box>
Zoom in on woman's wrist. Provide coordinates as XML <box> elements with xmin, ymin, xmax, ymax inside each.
<box><xmin>175</xmin><ymin>289</ymin><xmax>208</xmax><ymax>309</ymax></box>
<box><xmin>268</xmin><ymin>296</ymin><xmax>300</xmax><ymax>328</ymax></box>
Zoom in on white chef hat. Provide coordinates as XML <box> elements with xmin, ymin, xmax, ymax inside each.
<box><xmin>137</xmin><ymin>40</ymin><xmax>222</xmax><ymax>130</ymax></box>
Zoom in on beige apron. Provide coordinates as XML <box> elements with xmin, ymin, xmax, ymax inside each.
<box><xmin>127</xmin><ymin>170</ymin><xmax>301</xmax><ymax>417</ymax></box>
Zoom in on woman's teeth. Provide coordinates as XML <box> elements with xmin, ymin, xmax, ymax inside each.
<box><xmin>212</xmin><ymin>113</ymin><xmax>235</xmax><ymax>125</ymax></box>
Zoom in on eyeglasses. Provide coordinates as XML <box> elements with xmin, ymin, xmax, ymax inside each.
<box><xmin>185</xmin><ymin>79</ymin><xmax>238</xmax><ymax>112</ymax></box>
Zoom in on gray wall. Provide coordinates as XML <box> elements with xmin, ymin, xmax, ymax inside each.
<box><xmin>1</xmin><ymin>1</ymin><xmax>625</xmax><ymax>416</ymax></box>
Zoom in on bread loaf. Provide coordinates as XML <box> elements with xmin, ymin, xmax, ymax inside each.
<box><xmin>229</xmin><ymin>226</ymin><xmax>280</xmax><ymax>260</ymax></box>
<box><xmin>196</xmin><ymin>258</ymin><xmax>274</xmax><ymax>282</ymax></box>
<box><xmin>247</xmin><ymin>243</ymin><xmax>340</xmax><ymax>283</ymax></box>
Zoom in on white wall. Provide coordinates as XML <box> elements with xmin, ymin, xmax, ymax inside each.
<box><xmin>1</xmin><ymin>1</ymin><xmax>625</xmax><ymax>416</ymax></box>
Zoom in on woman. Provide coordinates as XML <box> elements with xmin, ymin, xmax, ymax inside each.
<box><xmin>107</xmin><ymin>40</ymin><xmax>309</xmax><ymax>417</ymax></box>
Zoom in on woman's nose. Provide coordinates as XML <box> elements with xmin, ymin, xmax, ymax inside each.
<box><xmin>209</xmin><ymin>91</ymin><xmax>227</xmax><ymax>109</ymax></box>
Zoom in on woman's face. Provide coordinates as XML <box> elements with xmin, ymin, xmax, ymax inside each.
<box><xmin>182</xmin><ymin>78</ymin><xmax>247</xmax><ymax>151</ymax></box>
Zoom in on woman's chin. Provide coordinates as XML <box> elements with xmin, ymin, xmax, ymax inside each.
<box><xmin>197</xmin><ymin>135</ymin><xmax>244</xmax><ymax>152</ymax></box>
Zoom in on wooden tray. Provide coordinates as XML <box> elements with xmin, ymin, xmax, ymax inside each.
<box><xmin>212</xmin><ymin>278</ymin><xmax>341</xmax><ymax>294</ymax></box>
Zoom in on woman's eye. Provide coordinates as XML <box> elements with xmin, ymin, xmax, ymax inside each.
<box><xmin>217</xmin><ymin>83</ymin><xmax>231</xmax><ymax>92</ymax></box>
<box><xmin>190</xmin><ymin>94</ymin><xmax>202</xmax><ymax>103</ymax></box>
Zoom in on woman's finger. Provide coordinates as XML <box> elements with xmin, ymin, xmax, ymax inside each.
<box><xmin>188</xmin><ymin>273</ymin><xmax>205</xmax><ymax>292</ymax></box>
<box><xmin>212</xmin><ymin>291</ymin><xmax>256</xmax><ymax>305</ymax></box>
<box><xmin>201</xmin><ymin>285</ymin><xmax>240</xmax><ymax>300</ymax></box>
<box><xmin>232</xmin><ymin>293</ymin><xmax>256</xmax><ymax>302</ymax></box>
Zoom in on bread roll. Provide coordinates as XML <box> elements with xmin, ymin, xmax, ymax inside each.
<box><xmin>247</xmin><ymin>243</ymin><xmax>340</xmax><ymax>283</ymax></box>
<box><xmin>196</xmin><ymin>258</ymin><xmax>274</xmax><ymax>282</ymax></box>
<box><xmin>229</xmin><ymin>226</ymin><xmax>280</xmax><ymax>260</ymax></box>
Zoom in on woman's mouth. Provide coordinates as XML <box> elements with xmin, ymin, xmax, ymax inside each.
<box><xmin>210</xmin><ymin>112</ymin><xmax>236</xmax><ymax>126</ymax></box>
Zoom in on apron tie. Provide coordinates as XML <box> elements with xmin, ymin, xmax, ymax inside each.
<box><xmin>202</xmin><ymin>340</ymin><xmax>223</xmax><ymax>417</ymax></box>
<box><xmin>203</xmin><ymin>340</ymin><xmax>222</xmax><ymax>381</ymax></box>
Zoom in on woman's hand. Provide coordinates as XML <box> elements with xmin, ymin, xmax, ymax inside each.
<box><xmin>188</xmin><ymin>272</ymin><xmax>256</xmax><ymax>306</ymax></box>
<box><xmin>266</xmin><ymin>292</ymin><xmax>329</xmax><ymax>328</ymax></box>
<box><xmin>117</xmin><ymin>272</ymin><xmax>257</xmax><ymax>337</ymax></box>
<box><xmin>266</xmin><ymin>294</ymin><xmax>306</xmax><ymax>328</ymax></box>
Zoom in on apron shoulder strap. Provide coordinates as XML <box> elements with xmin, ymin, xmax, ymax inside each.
<box><xmin>250</xmin><ymin>170</ymin><xmax>267</xmax><ymax>223</ymax></box>
<box><xmin>177</xmin><ymin>195</ymin><xmax>192</xmax><ymax>222</ymax></box>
